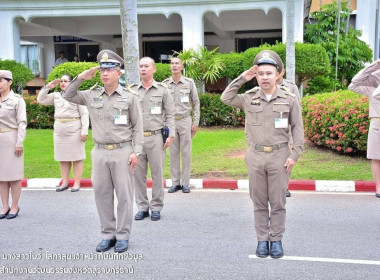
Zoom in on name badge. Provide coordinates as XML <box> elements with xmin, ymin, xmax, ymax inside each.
<box><xmin>151</xmin><ymin>106</ymin><xmax>162</xmax><ymax>114</ymax></box>
<box><xmin>181</xmin><ymin>96</ymin><xmax>190</xmax><ymax>103</ymax></box>
<box><xmin>114</xmin><ymin>115</ymin><xmax>127</xmax><ymax>124</ymax></box>
<box><xmin>275</xmin><ymin>118</ymin><xmax>288</xmax><ymax>128</ymax></box>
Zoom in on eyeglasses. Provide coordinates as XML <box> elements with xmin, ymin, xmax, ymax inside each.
<box><xmin>60</xmin><ymin>80</ymin><xmax>70</xmax><ymax>83</ymax></box>
<box><xmin>100</xmin><ymin>68</ymin><xmax>119</xmax><ymax>73</ymax></box>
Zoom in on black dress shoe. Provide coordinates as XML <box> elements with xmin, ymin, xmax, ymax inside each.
<box><xmin>286</xmin><ymin>189</ymin><xmax>291</xmax><ymax>197</ymax></box>
<box><xmin>256</xmin><ymin>241</ymin><xmax>269</xmax><ymax>258</ymax></box>
<box><xmin>168</xmin><ymin>185</ymin><xmax>182</xmax><ymax>193</ymax></box>
<box><xmin>182</xmin><ymin>185</ymin><xmax>191</xmax><ymax>193</ymax></box>
<box><xmin>6</xmin><ymin>208</ymin><xmax>20</xmax><ymax>220</ymax></box>
<box><xmin>376</xmin><ymin>193</ymin><xmax>380</xmax><ymax>198</ymax></box>
<box><xmin>151</xmin><ymin>211</ymin><xmax>160</xmax><ymax>221</ymax></box>
<box><xmin>56</xmin><ymin>185</ymin><xmax>69</xmax><ymax>192</ymax></box>
<box><xmin>114</xmin><ymin>240</ymin><xmax>129</xmax><ymax>253</ymax></box>
<box><xmin>134</xmin><ymin>210</ymin><xmax>149</xmax><ymax>220</ymax></box>
<box><xmin>96</xmin><ymin>238</ymin><xmax>116</xmax><ymax>252</ymax></box>
<box><xmin>0</xmin><ymin>208</ymin><xmax>10</xmax><ymax>219</ymax></box>
<box><xmin>270</xmin><ymin>241</ymin><xmax>284</xmax><ymax>258</ymax></box>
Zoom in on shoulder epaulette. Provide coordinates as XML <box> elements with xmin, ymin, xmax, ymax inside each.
<box><xmin>246</xmin><ymin>86</ymin><xmax>260</xmax><ymax>94</ymax></box>
<box><xmin>183</xmin><ymin>77</ymin><xmax>194</xmax><ymax>82</ymax></box>
<box><xmin>13</xmin><ymin>93</ymin><xmax>22</xmax><ymax>98</ymax></box>
<box><xmin>280</xmin><ymin>86</ymin><xmax>296</xmax><ymax>98</ymax></box>
<box><xmin>90</xmin><ymin>83</ymin><xmax>100</xmax><ymax>90</ymax></box>
<box><xmin>284</xmin><ymin>79</ymin><xmax>296</xmax><ymax>86</ymax></box>
<box><xmin>280</xmin><ymin>85</ymin><xmax>290</xmax><ymax>92</ymax></box>
<box><xmin>159</xmin><ymin>82</ymin><xmax>168</xmax><ymax>88</ymax></box>
<box><xmin>126</xmin><ymin>84</ymin><xmax>137</xmax><ymax>95</ymax></box>
<box><xmin>162</xmin><ymin>78</ymin><xmax>170</xmax><ymax>83</ymax></box>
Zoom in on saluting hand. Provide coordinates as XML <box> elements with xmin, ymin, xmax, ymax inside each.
<box><xmin>46</xmin><ymin>79</ymin><xmax>60</xmax><ymax>89</ymax></box>
<box><xmin>78</xmin><ymin>66</ymin><xmax>99</xmax><ymax>80</ymax></box>
<box><xmin>128</xmin><ymin>153</ymin><xmax>139</xmax><ymax>174</ymax></box>
<box><xmin>284</xmin><ymin>158</ymin><xmax>296</xmax><ymax>174</ymax></box>
<box><xmin>242</xmin><ymin>65</ymin><xmax>258</xmax><ymax>81</ymax></box>
<box><xmin>14</xmin><ymin>147</ymin><xmax>23</xmax><ymax>157</ymax></box>
<box><xmin>163</xmin><ymin>136</ymin><xmax>173</xmax><ymax>150</ymax></box>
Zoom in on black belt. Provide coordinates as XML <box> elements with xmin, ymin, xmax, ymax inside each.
<box><xmin>94</xmin><ymin>141</ymin><xmax>131</xmax><ymax>150</ymax></box>
<box><xmin>250</xmin><ymin>142</ymin><xmax>288</xmax><ymax>153</ymax></box>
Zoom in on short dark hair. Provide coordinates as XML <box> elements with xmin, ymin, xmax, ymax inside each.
<box><xmin>59</xmin><ymin>51</ymin><xmax>65</xmax><ymax>55</ymax></box>
<box><xmin>61</xmin><ymin>74</ymin><xmax>73</xmax><ymax>81</ymax></box>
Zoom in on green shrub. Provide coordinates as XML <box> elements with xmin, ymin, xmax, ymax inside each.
<box><xmin>24</xmin><ymin>94</ymin><xmax>55</xmax><ymax>129</ymax></box>
<box><xmin>47</xmin><ymin>62</ymin><xmax>100</xmax><ymax>90</ymax></box>
<box><xmin>302</xmin><ymin>90</ymin><xmax>369</xmax><ymax>154</ymax></box>
<box><xmin>305</xmin><ymin>75</ymin><xmax>342</xmax><ymax>95</ymax></box>
<box><xmin>216</xmin><ymin>52</ymin><xmax>245</xmax><ymax>80</ymax></box>
<box><xmin>0</xmin><ymin>59</ymin><xmax>34</xmax><ymax>92</ymax></box>
<box><xmin>154</xmin><ymin>63</ymin><xmax>171</xmax><ymax>82</ymax></box>
<box><xmin>199</xmin><ymin>93</ymin><xmax>245</xmax><ymax>126</ymax></box>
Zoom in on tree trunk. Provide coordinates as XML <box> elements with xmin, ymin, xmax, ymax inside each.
<box><xmin>286</xmin><ymin>0</ymin><xmax>296</xmax><ymax>86</ymax></box>
<box><xmin>120</xmin><ymin>0</ymin><xmax>140</xmax><ymax>85</ymax></box>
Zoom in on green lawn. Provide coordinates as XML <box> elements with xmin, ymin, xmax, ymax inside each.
<box><xmin>24</xmin><ymin>128</ymin><xmax>373</xmax><ymax>181</ymax></box>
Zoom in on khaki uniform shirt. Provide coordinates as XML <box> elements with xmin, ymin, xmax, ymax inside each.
<box><xmin>280</xmin><ymin>79</ymin><xmax>301</xmax><ymax>104</ymax></box>
<box><xmin>0</xmin><ymin>90</ymin><xmax>27</xmax><ymax>147</ymax></box>
<box><xmin>63</xmin><ymin>78</ymin><xmax>144</xmax><ymax>153</ymax></box>
<box><xmin>163</xmin><ymin>76</ymin><xmax>200</xmax><ymax>126</ymax></box>
<box><xmin>37</xmin><ymin>86</ymin><xmax>89</xmax><ymax>135</ymax></box>
<box><xmin>348</xmin><ymin>62</ymin><xmax>380</xmax><ymax>118</ymax></box>
<box><xmin>128</xmin><ymin>80</ymin><xmax>175</xmax><ymax>137</ymax></box>
<box><xmin>221</xmin><ymin>75</ymin><xmax>304</xmax><ymax>162</ymax></box>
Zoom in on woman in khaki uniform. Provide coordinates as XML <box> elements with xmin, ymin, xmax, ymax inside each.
<box><xmin>349</xmin><ymin>60</ymin><xmax>380</xmax><ymax>198</ymax></box>
<box><xmin>0</xmin><ymin>70</ymin><xmax>27</xmax><ymax>219</ymax></box>
<box><xmin>38</xmin><ymin>74</ymin><xmax>89</xmax><ymax>192</ymax></box>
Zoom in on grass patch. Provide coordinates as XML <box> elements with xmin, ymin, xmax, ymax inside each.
<box><xmin>24</xmin><ymin>128</ymin><xmax>373</xmax><ymax>181</ymax></box>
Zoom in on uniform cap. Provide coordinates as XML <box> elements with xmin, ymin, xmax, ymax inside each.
<box><xmin>97</xmin><ymin>50</ymin><xmax>124</xmax><ymax>68</ymax></box>
<box><xmin>0</xmin><ymin>70</ymin><xmax>12</xmax><ymax>80</ymax></box>
<box><xmin>253</xmin><ymin>50</ymin><xmax>283</xmax><ymax>72</ymax></box>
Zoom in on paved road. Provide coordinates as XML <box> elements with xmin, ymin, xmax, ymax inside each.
<box><xmin>1</xmin><ymin>189</ymin><xmax>380</xmax><ymax>280</ymax></box>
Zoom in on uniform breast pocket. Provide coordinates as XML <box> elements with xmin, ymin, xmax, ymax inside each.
<box><xmin>54</xmin><ymin>97</ymin><xmax>65</xmax><ymax>107</ymax></box>
<box><xmin>179</xmin><ymin>88</ymin><xmax>190</xmax><ymax>103</ymax></box>
<box><xmin>246</xmin><ymin>106</ymin><xmax>264</xmax><ymax>126</ymax></box>
<box><xmin>113</xmin><ymin>102</ymin><xmax>129</xmax><ymax>114</ymax></box>
<box><xmin>90</xmin><ymin>102</ymin><xmax>104</xmax><ymax>119</ymax></box>
<box><xmin>150</xmin><ymin>96</ymin><xmax>163</xmax><ymax>114</ymax></box>
<box><xmin>273</xmin><ymin>105</ymin><xmax>290</xmax><ymax>118</ymax></box>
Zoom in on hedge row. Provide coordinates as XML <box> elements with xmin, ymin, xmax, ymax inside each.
<box><xmin>302</xmin><ymin>90</ymin><xmax>369</xmax><ymax>154</ymax></box>
<box><xmin>0</xmin><ymin>59</ymin><xmax>34</xmax><ymax>92</ymax></box>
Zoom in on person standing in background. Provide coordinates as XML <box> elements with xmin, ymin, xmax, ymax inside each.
<box><xmin>129</xmin><ymin>57</ymin><xmax>175</xmax><ymax>222</ymax></box>
<box><xmin>0</xmin><ymin>70</ymin><xmax>27</xmax><ymax>220</ymax></box>
<box><xmin>349</xmin><ymin>59</ymin><xmax>380</xmax><ymax>198</ymax></box>
<box><xmin>163</xmin><ymin>57</ymin><xmax>200</xmax><ymax>194</ymax></box>
<box><xmin>37</xmin><ymin>74</ymin><xmax>89</xmax><ymax>192</ymax></box>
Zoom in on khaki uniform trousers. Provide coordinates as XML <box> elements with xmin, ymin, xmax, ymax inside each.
<box><xmin>134</xmin><ymin>133</ymin><xmax>165</xmax><ymax>212</ymax></box>
<box><xmin>245</xmin><ymin>145</ymin><xmax>290</xmax><ymax>241</ymax></box>
<box><xmin>91</xmin><ymin>144</ymin><xmax>134</xmax><ymax>240</ymax></box>
<box><xmin>170</xmin><ymin>116</ymin><xmax>192</xmax><ymax>186</ymax></box>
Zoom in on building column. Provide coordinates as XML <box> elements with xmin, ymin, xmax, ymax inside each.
<box><xmin>0</xmin><ymin>15</ymin><xmax>21</xmax><ymax>61</ymax></box>
<box><xmin>356</xmin><ymin>0</ymin><xmax>377</xmax><ymax>59</ymax></box>
<box><xmin>181</xmin><ymin>6</ymin><xmax>204</xmax><ymax>50</ymax></box>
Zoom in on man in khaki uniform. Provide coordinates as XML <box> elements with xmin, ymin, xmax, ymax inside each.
<box><xmin>128</xmin><ymin>57</ymin><xmax>175</xmax><ymax>221</ymax></box>
<box><xmin>254</xmin><ymin>50</ymin><xmax>301</xmax><ymax>197</ymax></box>
<box><xmin>163</xmin><ymin>57</ymin><xmax>200</xmax><ymax>193</ymax></box>
<box><xmin>64</xmin><ymin>50</ymin><xmax>144</xmax><ymax>253</ymax></box>
<box><xmin>221</xmin><ymin>51</ymin><xmax>304</xmax><ymax>258</ymax></box>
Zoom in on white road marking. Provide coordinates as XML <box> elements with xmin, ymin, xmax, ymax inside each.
<box><xmin>249</xmin><ymin>255</ymin><xmax>380</xmax><ymax>265</ymax></box>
